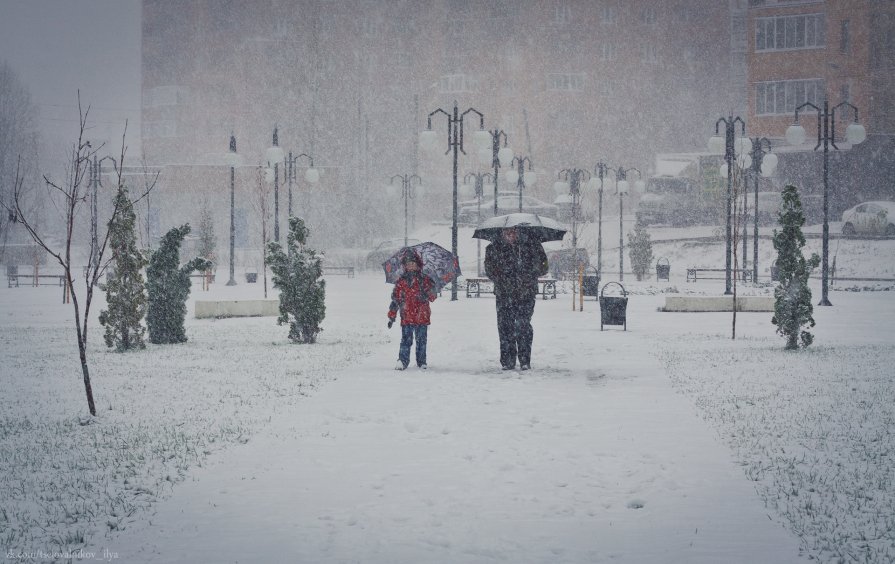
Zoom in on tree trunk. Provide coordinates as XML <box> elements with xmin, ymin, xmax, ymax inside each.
<box><xmin>76</xmin><ymin>328</ymin><xmax>97</xmax><ymax>416</ymax></box>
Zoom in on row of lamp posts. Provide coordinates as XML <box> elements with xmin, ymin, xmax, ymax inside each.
<box><xmin>224</xmin><ymin>128</ymin><xmax>320</xmax><ymax>286</ymax></box>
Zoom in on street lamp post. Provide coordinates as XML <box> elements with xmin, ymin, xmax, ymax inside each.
<box><xmin>481</xmin><ymin>129</ymin><xmax>512</xmax><ymax>215</ymax></box>
<box><xmin>616</xmin><ymin>166</ymin><xmax>641</xmax><ymax>282</ymax></box>
<box><xmin>709</xmin><ymin>116</ymin><xmax>747</xmax><ymax>295</ymax></box>
<box><xmin>506</xmin><ymin>155</ymin><xmax>536</xmax><ymax>213</ymax></box>
<box><xmin>225</xmin><ymin>134</ymin><xmax>243</xmax><ymax>286</ymax></box>
<box><xmin>747</xmin><ymin>137</ymin><xmax>777</xmax><ymax>283</ymax></box>
<box><xmin>390</xmin><ymin>173</ymin><xmax>423</xmax><ymax>247</ymax></box>
<box><xmin>284</xmin><ymin>151</ymin><xmax>319</xmax><ymax>218</ymax></box>
<box><xmin>265</xmin><ymin>127</ymin><xmax>286</xmax><ymax>242</ymax></box>
<box><xmin>555</xmin><ymin>168</ymin><xmax>591</xmax><ymax>249</ymax></box>
<box><xmin>588</xmin><ymin>162</ymin><xmax>613</xmax><ymax>278</ymax></box>
<box><xmin>464</xmin><ymin>171</ymin><xmax>491</xmax><ymax>275</ymax></box>
<box><xmin>89</xmin><ymin>154</ymin><xmax>118</xmax><ymax>273</ymax></box>
<box><xmin>786</xmin><ymin>99</ymin><xmax>866</xmax><ymax>306</ymax></box>
<box><xmin>420</xmin><ymin>101</ymin><xmax>488</xmax><ymax>301</ymax></box>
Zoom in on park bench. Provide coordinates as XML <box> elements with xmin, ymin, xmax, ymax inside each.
<box><xmin>686</xmin><ymin>268</ymin><xmax>753</xmax><ymax>283</ymax></box>
<box><xmin>465</xmin><ymin>277</ymin><xmax>557</xmax><ymax>300</ymax></box>
<box><xmin>7</xmin><ymin>271</ymin><xmax>66</xmax><ymax>288</ymax></box>
<box><xmin>322</xmin><ymin>266</ymin><xmax>355</xmax><ymax>277</ymax></box>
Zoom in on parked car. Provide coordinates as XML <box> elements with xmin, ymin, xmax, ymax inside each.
<box><xmin>841</xmin><ymin>201</ymin><xmax>895</xmax><ymax>237</ymax></box>
<box><xmin>546</xmin><ymin>247</ymin><xmax>590</xmax><ymax>280</ymax></box>
<box><xmin>458</xmin><ymin>193</ymin><xmax>558</xmax><ymax>224</ymax></box>
<box><xmin>365</xmin><ymin>238</ymin><xmax>421</xmax><ymax>270</ymax></box>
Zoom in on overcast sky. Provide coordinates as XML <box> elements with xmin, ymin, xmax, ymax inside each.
<box><xmin>0</xmin><ymin>0</ymin><xmax>142</xmax><ymax>164</ymax></box>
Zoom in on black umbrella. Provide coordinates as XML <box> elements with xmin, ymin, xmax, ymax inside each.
<box><xmin>472</xmin><ymin>213</ymin><xmax>568</xmax><ymax>243</ymax></box>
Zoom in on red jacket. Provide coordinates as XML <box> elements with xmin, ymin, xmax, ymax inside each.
<box><xmin>388</xmin><ymin>273</ymin><xmax>436</xmax><ymax>326</ymax></box>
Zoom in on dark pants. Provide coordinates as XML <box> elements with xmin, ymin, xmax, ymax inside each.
<box><xmin>399</xmin><ymin>324</ymin><xmax>428</xmax><ymax>367</ymax></box>
<box><xmin>495</xmin><ymin>293</ymin><xmax>536</xmax><ymax>368</ymax></box>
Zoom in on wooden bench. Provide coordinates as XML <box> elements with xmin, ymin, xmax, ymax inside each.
<box><xmin>686</xmin><ymin>268</ymin><xmax>753</xmax><ymax>283</ymax></box>
<box><xmin>323</xmin><ymin>266</ymin><xmax>355</xmax><ymax>278</ymax></box>
<box><xmin>7</xmin><ymin>273</ymin><xmax>66</xmax><ymax>288</ymax></box>
<box><xmin>465</xmin><ymin>277</ymin><xmax>557</xmax><ymax>300</ymax></box>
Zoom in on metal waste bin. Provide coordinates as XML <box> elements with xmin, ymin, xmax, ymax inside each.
<box><xmin>600</xmin><ymin>281</ymin><xmax>628</xmax><ymax>331</ymax></box>
<box><xmin>656</xmin><ymin>257</ymin><xmax>670</xmax><ymax>282</ymax></box>
<box><xmin>245</xmin><ymin>272</ymin><xmax>258</xmax><ymax>283</ymax></box>
<box><xmin>581</xmin><ymin>267</ymin><xmax>601</xmax><ymax>299</ymax></box>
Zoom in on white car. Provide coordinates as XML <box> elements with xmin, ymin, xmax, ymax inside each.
<box><xmin>841</xmin><ymin>201</ymin><xmax>895</xmax><ymax>237</ymax></box>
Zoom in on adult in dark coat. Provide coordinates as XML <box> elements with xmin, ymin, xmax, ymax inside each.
<box><xmin>483</xmin><ymin>227</ymin><xmax>549</xmax><ymax>370</ymax></box>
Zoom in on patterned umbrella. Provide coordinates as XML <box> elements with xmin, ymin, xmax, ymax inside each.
<box><xmin>382</xmin><ymin>242</ymin><xmax>461</xmax><ymax>291</ymax></box>
<box><xmin>472</xmin><ymin>212</ymin><xmax>568</xmax><ymax>243</ymax></box>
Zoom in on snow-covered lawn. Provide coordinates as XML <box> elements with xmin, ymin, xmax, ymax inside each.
<box><xmin>1</xmin><ymin>228</ymin><xmax>893</xmax><ymax>562</ymax></box>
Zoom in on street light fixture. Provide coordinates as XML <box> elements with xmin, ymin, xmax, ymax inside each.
<box><xmin>284</xmin><ymin>151</ymin><xmax>318</xmax><ymax>218</ymax></box>
<box><xmin>463</xmin><ymin>171</ymin><xmax>492</xmax><ymax>275</ymax></box>
<box><xmin>586</xmin><ymin>162</ymin><xmax>613</xmax><ymax>278</ymax></box>
<box><xmin>616</xmin><ymin>166</ymin><xmax>642</xmax><ymax>282</ymax></box>
<box><xmin>265</xmin><ymin>127</ymin><xmax>286</xmax><ymax>242</ymax></box>
<box><xmin>746</xmin><ymin>137</ymin><xmax>777</xmax><ymax>283</ymax></box>
<box><xmin>420</xmin><ymin>101</ymin><xmax>486</xmax><ymax>301</ymax></box>
<box><xmin>89</xmin><ymin>154</ymin><xmax>118</xmax><ymax>273</ymax></box>
<box><xmin>786</xmin><ymin>99</ymin><xmax>865</xmax><ymax>306</ymax></box>
<box><xmin>505</xmin><ymin>155</ymin><xmax>536</xmax><ymax>213</ymax></box>
<box><xmin>389</xmin><ymin>173</ymin><xmax>423</xmax><ymax>247</ymax></box>
<box><xmin>708</xmin><ymin>115</ymin><xmax>749</xmax><ymax>295</ymax></box>
<box><xmin>477</xmin><ymin>129</ymin><xmax>512</xmax><ymax>215</ymax></box>
<box><xmin>555</xmin><ymin>168</ymin><xmax>591</xmax><ymax>249</ymax></box>
<box><xmin>225</xmin><ymin>134</ymin><xmax>243</xmax><ymax>286</ymax></box>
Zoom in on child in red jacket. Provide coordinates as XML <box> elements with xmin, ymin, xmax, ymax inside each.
<box><xmin>387</xmin><ymin>251</ymin><xmax>436</xmax><ymax>370</ymax></box>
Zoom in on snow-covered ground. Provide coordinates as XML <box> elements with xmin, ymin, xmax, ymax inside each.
<box><xmin>1</xmin><ymin>223</ymin><xmax>894</xmax><ymax>563</ymax></box>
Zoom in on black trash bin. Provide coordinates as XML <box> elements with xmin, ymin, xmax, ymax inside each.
<box><xmin>656</xmin><ymin>257</ymin><xmax>670</xmax><ymax>282</ymax></box>
<box><xmin>600</xmin><ymin>281</ymin><xmax>628</xmax><ymax>331</ymax></box>
<box><xmin>245</xmin><ymin>272</ymin><xmax>258</xmax><ymax>283</ymax></box>
<box><xmin>581</xmin><ymin>267</ymin><xmax>601</xmax><ymax>299</ymax></box>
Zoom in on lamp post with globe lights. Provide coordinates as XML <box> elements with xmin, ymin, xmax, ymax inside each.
<box><xmin>746</xmin><ymin>138</ymin><xmax>777</xmax><ymax>283</ymax></box>
<box><xmin>708</xmin><ymin>116</ymin><xmax>749</xmax><ymax>295</ymax></box>
<box><xmin>225</xmin><ymin>135</ymin><xmax>244</xmax><ymax>286</ymax></box>
<box><xmin>89</xmin><ymin>154</ymin><xmax>118</xmax><ymax>273</ymax></box>
<box><xmin>786</xmin><ymin>100</ymin><xmax>866</xmax><ymax>306</ymax></box>
<box><xmin>554</xmin><ymin>168</ymin><xmax>591</xmax><ymax>249</ymax></box>
<box><xmin>420</xmin><ymin>101</ymin><xmax>488</xmax><ymax>301</ymax></box>
<box><xmin>284</xmin><ymin>151</ymin><xmax>319</xmax><ymax>218</ymax></box>
<box><xmin>585</xmin><ymin>162</ymin><xmax>613</xmax><ymax>277</ymax></box>
<box><xmin>616</xmin><ymin>166</ymin><xmax>643</xmax><ymax>282</ymax></box>
<box><xmin>389</xmin><ymin>173</ymin><xmax>423</xmax><ymax>247</ymax></box>
<box><xmin>475</xmin><ymin>129</ymin><xmax>512</xmax><ymax>215</ymax></box>
<box><xmin>265</xmin><ymin>127</ymin><xmax>285</xmax><ymax>243</ymax></box>
<box><xmin>505</xmin><ymin>155</ymin><xmax>537</xmax><ymax>213</ymax></box>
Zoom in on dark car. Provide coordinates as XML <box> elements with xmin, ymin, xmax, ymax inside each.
<box><xmin>458</xmin><ymin>193</ymin><xmax>558</xmax><ymax>224</ymax></box>
<box><xmin>365</xmin><ymin>238</ymin><xmax>421</xmax><ymax>271</ymax></box>
<box><xmin>546</xmin><ymin>248</ymin><xmax>590</xmax><ymax>280</ymax></box>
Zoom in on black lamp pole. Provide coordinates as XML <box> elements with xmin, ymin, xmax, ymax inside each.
<box><xmin>226</xmin><ymin>135</ymin><xmax>238</xmax><ymax>286</ymax></box>
<box><xmin>593</xmin><ymin>162</ymin><xmax>613</xmax><ymax>278</ymax></box>
<box><xmin>558</xmin><ymin>168</ymin><xmax>591</xmax><ymax>249</ymax></box>
<box><xmin>714</xmin><ymin>115</ymin><xmax>746</xmax><ymax>295</ymax></box>
<box><xmin>390</xmin><ymin>173</ymin><xmax>422</xmax><ymax>247</ymax></box>
<box><xmin>426</xmin><ymin>101</ymin><xmax>485</xmax><ymax>301</ymax></box>
<box><xmin>749</xmin><ymin>137</ymin><xmax>773</xmax><ymax>284</ymax></box>
<box><xmin>285</xmin><ymin>151</ymin><xmax>314</xmax><ymax>218</ymax></box>
<box><xmin>89</xmin><ymin>155</ymin><xmax>117</xmax><ymax>274</ymax></box>
<box><xmin>489</xmin><ymin>129</ymin><xmax>509</xmax><ymax>215</ymax></box>
<box><xmin>271</xmin><ymin>128</ymin><xmax>281</xmax><ymax>243</ymax></box>
<box><xmin>791</xmin><ymin>100</ymin><xmax>862</xmax><ymax>307</ymax></box>
<box><xmin>510</xmin><ymin>155</ymin><xmax>533</xmax><ymax>213</ymax></box>
<box><xmin>616</xmin><ymin>166</ymin><xmax>640</xmax><ymax>282</ymax></box>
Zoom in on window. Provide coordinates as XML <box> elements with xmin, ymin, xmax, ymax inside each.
<box><xmin>755</xmin><ymin>14</ymin><xmax>825</xmax><ymax>51</ymax></box>
<box><xmin>600</xmin><ymin>5</ymin><xmax>616</xmax><ymax>25</ymax></box>
<box><xmin>439</xmin><ymin>74</ymin><xmax>478</xmax><ymax>93</ymax></box>
<box><xmin>144</xmin><ymin>120</ymin><xmax>178</xmax><ymax>138</ymax></box>
<box><xmin>554</xmin><ymin>3</ymin><xmax>571</xmax><ymax>24</ymax></box>
<box><xmin>146</xmin><ymin>85</ymin><xmax>185</xmax><ymax>107</ymax></box>
<box><xmin>640</xmin><ymin>6</ymin><xmax>657</xmax><ymax>25</ymax></box>
<box><xmin>840</xmin><ymin>19</ymin><xmax>850</xmax><ymax>53</ymax></box>
<box><xmin>755</xmin><ymin>79</ymin><xmax>824</xmax><ymax>115</ymax></box>
<box><xmin>547</xmin><ymin>73</ymin><xmax>585</xmax><ymax>91</ymax></box>
<box><xmin>601</xmin><ymin>42</ymin><xmax>616</xmax><ymax>61</ymax></box>
<box><xmin>642</xmin><ymin>44</ymin><xmax>660</xmax><ymax>64</ymax></box>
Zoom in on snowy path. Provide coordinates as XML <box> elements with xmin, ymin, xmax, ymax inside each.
<box><xmin>90</xmin><ymin>276</ymin><xmax>802</xmax><ymax>563</ymax></box>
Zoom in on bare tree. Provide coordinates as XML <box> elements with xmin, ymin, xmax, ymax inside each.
<box><xmin>0</xmin><ymin>94</ymin><xmax>156</xmax><ymax>416</ymax></box>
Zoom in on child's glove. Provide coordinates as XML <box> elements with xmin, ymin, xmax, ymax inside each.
<box><xmin>387</xmin><ymin>319</ymin><xmax>394</xmax><ymax>329</ymax></box>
